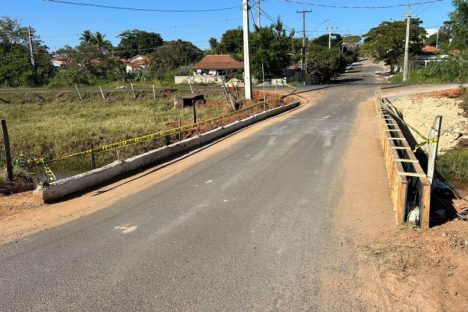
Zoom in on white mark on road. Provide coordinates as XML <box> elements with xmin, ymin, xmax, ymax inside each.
<box><xmin>205</xmin><ymin>179</ymin><xmax>213</xmax><ymax>184</ymax></box>
<box><xmin>223</xmin><ymin>199</ymin><xmax>228</xmax><ymax>202</ymax></box>
<box><xmin>322</xmin><ymin>115</ymin><xmax>331</xmax><ymax>119</ymax></box>
<box><xmin>114</xmin><ymin>225</ymin><xmax>138</xmax><ymax>234</ymax></box>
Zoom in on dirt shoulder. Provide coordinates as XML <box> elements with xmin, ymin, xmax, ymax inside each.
<box><xmin>0</xmin><ymin>91</ymin><xmax>323</xmax><ymax>244</ymax></box>
<box><xmin>333</xmin><ymin>95</ymin><xmax>467</xmax><ymax>311</ymax></box>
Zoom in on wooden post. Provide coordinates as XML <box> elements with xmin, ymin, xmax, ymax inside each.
<box><xmin>75</xmin><ymin>84</ymin><xmax>83</xmax><ymax>101</ymax></box>
<box><xmin>192</xmin><ymin>100</ymin><xmax>197</xmax><ymax>124</ymax></box>
<box><xmin>90</xmin><ymin>143</ymin><xmax>96</xmax><ymax>170</ymax></box>
<box><xmin>152</xmin><ymin>84</ymin><xmax>156</xmax><ymax>100</ymax></box>
<box><xmin>130</xmin><ymin>83</ymin><xmax>136</xmax><ymax>99</ymax></box>
<box><xmin>99</xmin><ymin>87</ymin><xmax>106</xmax><ymax>100</ymax></box>
<box><xmin>427</xmin><ymin>115</ymin><xmax>442</xmax><ymax>184</ymax></box>
<box><xmin>1</xmin><ymin>120</ymin><xmax>14</xmax><ymax>181</ymax></box>
<box><xmin>178</xmin><ymin>118</ymin><xmax>182</xmax><ymax>141</ymax></box>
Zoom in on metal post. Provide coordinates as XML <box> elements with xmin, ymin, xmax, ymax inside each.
<box><xmin>427</xmin><ymin>116</ymin><xmax>442</xmax><ymax>184</ymax></box>
<box><xmin>403</xmin><ymin>3</ymin><xmax>412</xmax><ymax>82</ymax></box>
<box><xmin>1</xmin><ymin>120</ymin><xmax>14</xmax><ymax>181</ymax></box>
<box><xmin>243</xmin><ymin>0</ymin><xmax>252</xmax><ymax>100</ymax></box>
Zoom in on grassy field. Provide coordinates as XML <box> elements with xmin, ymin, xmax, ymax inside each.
<box><xmin>0</xmin><ymin>88</ymin><xmax>237</xmax><ymax>184</ymax></box>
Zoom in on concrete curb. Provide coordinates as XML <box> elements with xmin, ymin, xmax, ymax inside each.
<box><xmin>35</xmin><ymin>101</ymin><xmax>300</xmax><ymax>202</ymax></box>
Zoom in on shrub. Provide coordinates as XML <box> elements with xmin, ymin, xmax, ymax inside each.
<box><xmin>437</xmin><ymin>148</ymin><xmax>468</xmax><ymax>184</ymax></box>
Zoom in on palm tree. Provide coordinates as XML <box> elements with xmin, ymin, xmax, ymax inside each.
<box><xmin>80</xmin><ymin>30</ymin><xmax>94</xmax><ymax>45</ymax></box>
<box><xmin>94</xmin><ymin>32</ymin><xmax>112</xmax><ymax>53</ymax></box>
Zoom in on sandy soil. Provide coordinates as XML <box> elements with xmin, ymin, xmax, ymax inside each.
<box><xmin>335</xmin><ymin>97</ymin><xmax>468</xmax><ymax>311</ymax></box>
<box><xmin>392</xmin><ymin>89</ymin><xmax>467</xmax><ymax>153</ymax></box>
<box><xmin>0</xmin><ymin>91</ymin><xmax>323</xmax><ymax>244</ymax></box>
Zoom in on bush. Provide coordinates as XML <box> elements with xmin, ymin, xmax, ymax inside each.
<box><xmin>437</xmin><ymin>148</ymin><xmax>468</xmax><ymax>184</ymax></box>
<box><xmin>392</xmin><ymin>50</ymin><xmax>468</xmax><ymax>83</ymax></box>
<box><xmin>306</xmin><ymin>44</ymin><xmax>350</xmax><ymax>83</ymax></box>
<box><xmin>48</xmin><ymin>67</ymin><xmax>95</xmax><ymax>87</ymax></box>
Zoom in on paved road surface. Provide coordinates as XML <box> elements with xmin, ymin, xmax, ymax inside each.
<box><xmin>1</xmin><ymin>61</ymin><xmax>384</xmax><ymax>311</ymax></box>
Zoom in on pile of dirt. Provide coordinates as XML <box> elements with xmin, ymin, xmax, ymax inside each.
<box><xmin>392</xmin><ymin>91</ymin><xmax>467</xmax><ymax>153</ymax></box>
<box><xmin>358</xmin><ymin>222</ymin><xmax>467</xmax><ymax>312</ymax></box>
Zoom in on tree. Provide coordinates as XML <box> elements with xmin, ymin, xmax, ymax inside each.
<box><xmin>79</xmin><ymin>30</ymin><xmax>112</xmax><ymax>53</ymax></box>
<box><xmin>149</xmin><ymin>40</ymin><xmax>203</xmax><ymax>79</ymax></box>
<box><xmin>250</xmin><ymin>22</ymin><xmax>293</xmax><ymax>78</ymax></box>
<box><xmin>0</xmin><ymin>17</ymin><xmax>55</xmax><ymax>87</ymax></box>
<box><xmin>116</xmin><ymin>29</ymin><xmax>163</xmax><ymax>58</ymax></box>
<box><xmin>306</xmin><ymin>44</ymin><xmax>349</xmax><ymax>83</ymax></box>
<box><xmin>426</xmin><ymin>31</ymin><xmax>450</xmax><ymax>47</ymax></box>
<box><xmin>361</xmin><ymin>19</ymin><xmax>426</xmax><ymax>73</ymax></box>
<box><xmin>208</xmin><ymin>37</ymin><xmax>218</xmax><ymax>50</ymax></box>
<box><xmin>342</xmin><ymin>35</ymin><xmax>361</xmax><ymax>50</ymax></box>
<box><xmin>449</xmin><ymin>0</ymin><xmax>468</xmax><ymax>49</ymax></box>
<box><xmin>52</xmin><ymin>30</ymin><xmax>124</xmax><ymax>86</ymax></box>
<box><xmin>216</xmin><ymin>28</ymin><xmax>243</xmax><ymax>58</ymax></box>
<box><xmin>312</xmin><ymin>33</ymin><xmax>343</xmax><ymax>49</ymax></box>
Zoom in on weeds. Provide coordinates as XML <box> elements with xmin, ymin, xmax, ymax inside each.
<box><xmin>437</xmin><ymin>148</ymin><xmax>468</xmax><ymax>184</ymax></box>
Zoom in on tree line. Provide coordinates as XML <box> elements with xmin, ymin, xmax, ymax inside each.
<box><xmin>0</xmin><ymin>16</ymin><xmax>358</xmax><ymax>88</ymax></box>
<box><xmin>360</xmin><ymin>0</ymin><xmax>467</xmax><ymax>82</ymax></box>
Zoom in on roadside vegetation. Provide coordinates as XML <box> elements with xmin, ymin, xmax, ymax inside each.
<box><xmin>361</xmin><ymin>0</ymin><xmax>468</xmax><ymax>84</ymax></box>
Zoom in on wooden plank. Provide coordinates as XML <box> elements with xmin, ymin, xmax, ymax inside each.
<box><xmin>394</xmin><ymin>158</ymin><xmax>419</xmax><ymax>163</ymax></box>
<box><xmin>397</xmin><ymin>171</ymin><xmax>427</xmax><ymax>178</ymax></box>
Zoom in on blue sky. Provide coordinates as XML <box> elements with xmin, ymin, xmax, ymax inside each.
<box><xmin>2</xmin><ymin>0</ymin><xmax>454</xmax><ymax>51</ymax></box>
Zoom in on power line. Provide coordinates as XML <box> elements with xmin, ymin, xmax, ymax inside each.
<box><xmin>42</xmin><ymin>0</ymin><xmax>241</xmax><ymax>13</ymax></box>
<box><xmin>283</xmin><ymin>0</ymin><xmax>445</xmax><ymax>9</ymax></box>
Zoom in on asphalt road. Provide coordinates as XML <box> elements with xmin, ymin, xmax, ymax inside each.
<box><xmin>0</xmin><ymin>62</ymin><xmax>384</xmax><ymax>311</ymax></box>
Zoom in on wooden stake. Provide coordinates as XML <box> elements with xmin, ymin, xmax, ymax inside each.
<box><xmin>99</xmin><ymin>87</ymin><xmax>106</xmax><ymax>100</ymax></box>
<box><xmin>75</xmin><ymin>84</ymin><xmax>83</xmax><ymax>101</ymax></box>
<box><xmin>130</xmin><ymin>83</ymin><xmax>136</xmax><ymax>99</ymax></box>
<box><xmin>152</xmin><ymin>84</ymin><xmax>156</xmax><ymax>100</ymax></box>
<box><xmin>1</xmin><ymin>120</ymin><xmax>13</xmax><ymax>181</ymax></box>
<box><xmin>192</xmin><ymin>100</ymin><xmax>197</xmax><ymax>124</ymax></box>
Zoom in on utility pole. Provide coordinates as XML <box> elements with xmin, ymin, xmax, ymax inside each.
<box><xmin>403</xmin><ymin>2</ymin><xmax>412</xmax><ymax>82</ymax></box>
<box><xmin>328</xmin><ymin>27</ymin><xmax>332</xmax><ymax>49</ymax></box>
<box><xmin>297</xmin><ymin>10</ymin><xmax>311</xmax><ymax>85</ymax></box>
<box><xmin>436</xmin><ymin>29</ymin><xmax>439</xmax><ymax>49</ymax></box>
<box><xmin>257</xmin><ymin>0</ymin><xmax>261</xmax><ymax>28</ymax></box>
<box><xmin>243</xmin><ymin>0</ymin><xmax>252</xmax><ymax>100</ymax></box>
<box><xmin>28</xmin><ymin>26</ymin><xmax>35</xmax><ymax>67</ymax></box>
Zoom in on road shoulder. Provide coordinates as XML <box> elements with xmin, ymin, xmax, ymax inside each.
<box><xmin>332</xmin><ymin>95</ymin><xmax>467</xmax><ymax>311</ymax></box>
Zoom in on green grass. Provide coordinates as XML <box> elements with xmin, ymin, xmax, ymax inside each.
<box><xmin>0</xmin><ymin>90</ymin><xmax>226</xmax><ymax>161</ymax></box>
<box><xmin>437</xmin><ymin>148</ymin><xmax>468</xmax><ymax>185</ymax></box>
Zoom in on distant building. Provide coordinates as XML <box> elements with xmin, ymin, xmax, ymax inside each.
<box><xmin>125</xmin><ymin>55</ymin><xmax>150</xmax><ymax>74</ymax></box>
<box><xmin>175</xmin><ymin>55</ymin><xmax>244</xmax><ymax>85</ymax></box>
<box><xmin>51</xmin><ymin>57</ymin><xmax>66</xmax><ymax>67</ymax></box>
<box><xmin>192</xmin><ymin>55</ymin><xmax>244</xmax><ymax>76</ymax></box>
<box><xmin>419</xmin><ymin>45</ymin><xmax>449</xmax><ymax>67</ymax></box>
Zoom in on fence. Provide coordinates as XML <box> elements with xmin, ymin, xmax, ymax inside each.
<box><xmin>32</xmin><ymin>98</ymin><xmax>285</xmax><ymax>182</ymax></box>
<box><xmin>375</xmin><ymin>92</ymin><xmax>432</xmax><ymax>230</ymax></box>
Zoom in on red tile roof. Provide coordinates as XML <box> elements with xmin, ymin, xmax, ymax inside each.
<box><xmin>192</xmin><ymin>55</ymin><xmax>244</xmax><ymax>70</ymax></box>
<box><xmin>421</xmin><ymin>45</ymin><xmax>440</xmax><ymax>53</ymax></box>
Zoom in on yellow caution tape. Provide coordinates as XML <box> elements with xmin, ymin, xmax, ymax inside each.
<box><xmin>51</xmin><ymin>101</ymin><xmax>267</xmax><ymax>161</ymax></box>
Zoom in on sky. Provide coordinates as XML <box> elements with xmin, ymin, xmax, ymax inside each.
<box><xmin>1</xmin><ymin>0</ymin><xmax>455</xmax><ymax>51</ymax></box>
